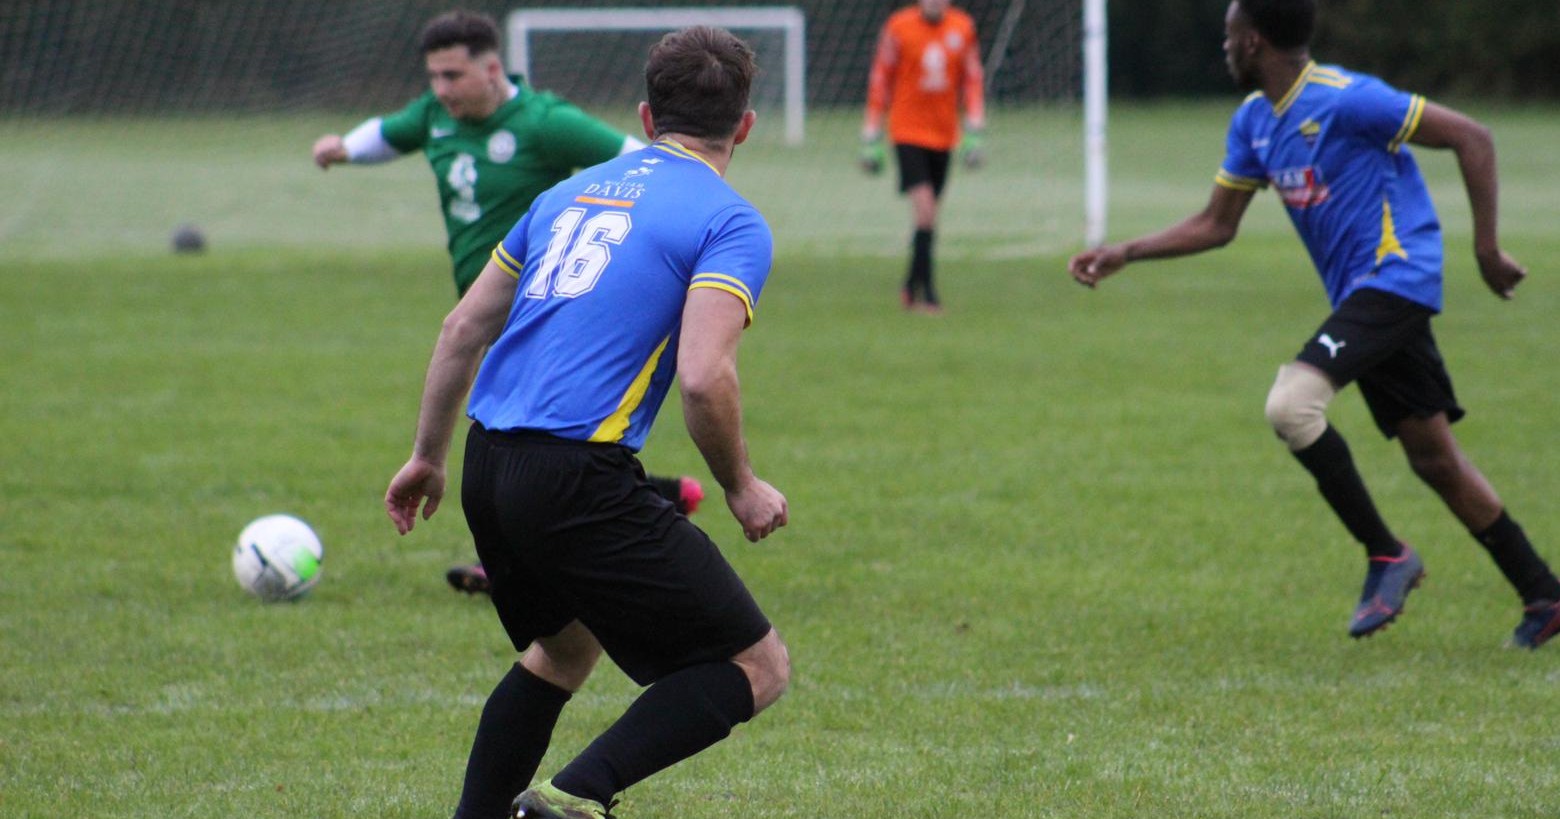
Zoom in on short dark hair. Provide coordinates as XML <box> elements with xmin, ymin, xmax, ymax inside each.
<box><xmin>1235</xmin><ymin>0</ymin><xmax>1315</xmax><ymax>50</ymax></box>
<box><xmin>644</xmin><ymin>26</ymin><xmax>757</xmax><ymax>142</ymax></box>
<box><xmin>418</xmin><ymin>10</ymin><xmax>500</xmax><ymax>56</ymax></box>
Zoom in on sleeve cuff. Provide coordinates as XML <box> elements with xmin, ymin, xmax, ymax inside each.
<box><xmin>689</xmin><ymin>273</ymin><xmax>755</xmax><ymax>327</ymax></box>
<box><xmin>1215</xmin><ymin>169</ymin><xmax>1266</xmax><ymax>192</ymax></box>
<box><xmin>492</xmin><ymin>244</ymin><xmax>524</xmax><ymax>278</ymax></box>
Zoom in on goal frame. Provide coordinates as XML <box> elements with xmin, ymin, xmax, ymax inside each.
<box><xmin>506</xmin><ymin>6</ymin><xmax>807</xmax><ymax>146</ymax></box>
<box><xmin>985</xmin><ymin>0</ymin><xmax>1108</xmax><ymax>246</ymax></box>
<box><xmin>1083</xmin><ymin>0</ymin><xmax>1108</xmax><ymax>247</ymax></box>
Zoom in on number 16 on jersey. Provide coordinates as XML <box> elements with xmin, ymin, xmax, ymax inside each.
<box><xmin>525</xmin><ymin>207</ymin><xmax>633</xmax><ymax>299</ymax></box>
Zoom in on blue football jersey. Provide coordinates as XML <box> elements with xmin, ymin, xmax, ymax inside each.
<box><xmin>1217</xmin><ymin>62</ymin><xmax>1443</xmax><ymax>311</ymax></box>
<box><xmin>467</xmin><ymin>139</ymin><xmax>773</xmax><ymax>451</ymax></box>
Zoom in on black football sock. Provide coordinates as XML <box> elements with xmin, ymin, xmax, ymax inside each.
<box><xmin>550</xmin><ymin>661</ymin><xmax>755</xmax><ymax>806</ymax></box>
<box><xmin>1474</xmin><ymin>510</ymin><xmax>1560</xmax><ymax>605</ymax></box>
<box><xmin>1291</xmin><ymin>425</ymin><xmax>1401</xmax><ymax>558</ymax></box>
<box><xmin>453</xmin><ymin>664</ymin><xmax>572</xmax><ymax>819</ymax></box>
<box><xmin>908</xmin><ymin>228</ymin><xmax>936</xmax><ymax>303</ymax></box>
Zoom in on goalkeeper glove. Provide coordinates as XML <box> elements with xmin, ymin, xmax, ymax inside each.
<box><xmin>859</xmin><ymin>135</ymin><xmax>886</xmax><ymax>176</ymax></box>
<box><xmin>959</xmin><ymin>127</ymin><xmax>986</xmax><ymax>170</ymax></box>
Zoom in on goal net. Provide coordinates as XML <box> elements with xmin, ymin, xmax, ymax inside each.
<box><xmin>507</xmin><ymin>1</ymin><xmax>1094</xmax><ymax>258</ymax></box>
<box><xmin>0</xmin><ymin>0</ymin><xmax>1096</xmax><ymax>260</ymax></box>
<box><xmin>508</xmin><ymin>7</ymin><xmax>808</xmax><ymax>146</ymax></box>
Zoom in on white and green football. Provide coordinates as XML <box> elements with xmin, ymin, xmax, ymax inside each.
<box><xmin>232</xmin><ymin>514</ymin><xmax>323</xmax><ymax>602</ymax></box>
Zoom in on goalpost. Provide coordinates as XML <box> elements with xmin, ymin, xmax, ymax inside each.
<box><xmin>1083</xmin><ymin>0</ymin><xmax>1109</xmax><ymax>247</ymax></box>
<box><xmin>0</xmin><ymin>2</ymin><xmax>1107</xmax><ymax>255</ymax></box>
<box><xmin>509</xmin><ymin>1</ymin><xmax>1107</xmax><ymax>250</ymax></box>
<box><xmin>507</xmin><ymin>6</ymin><xmax>808</xmax><ymax>146</ymax></box>
<box><xmin>985</xmin><ymin>0</ymin><xmax>1106</xmax><ymax>246</ymax></box>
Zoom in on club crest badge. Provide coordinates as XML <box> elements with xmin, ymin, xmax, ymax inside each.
<box><xmin>488</xmin><ymin>130</ymin><xmax>517</xmax><ymax>163</ymax></box>
<box><xmin>1299</xmin><ymin>119</ymin><xmax>1321</xmax><ymax>146</ymax></box>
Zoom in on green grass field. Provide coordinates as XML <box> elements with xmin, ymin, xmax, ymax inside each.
<box><xmin>2</xmin><ymin>105</ymin><xmax>1557</xmax><ymax>817</ymax></box>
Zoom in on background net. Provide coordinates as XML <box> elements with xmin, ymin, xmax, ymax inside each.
<box><xmin>1</xmin><ymin>0</ymin><xmax>1087</xmax><ymax>259</ymax></box>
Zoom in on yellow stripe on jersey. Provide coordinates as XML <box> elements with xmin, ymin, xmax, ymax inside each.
<box><xmin>492</xmin><ymin>243</ymin><xmax>524</xmax><ymax>279</ymax></box>
<box><xmin>1388</xmin><ymin>95</ymin><xmax>1426</xmax><ymax>153</ymax></box>
<box><xmin>690</xmin><ymin>273</ymin><xmax>756</xmax><ymax>326</ymax></box>
<box><xmin>1308</xmin><ymin>67</ymin><xmax>1352</xmax><ymax>89</ymax></box>
<box><xmin>575</xmin><ymin>195</ymin><xmax>637</xmax><ymax>208</ymax></box>
<box><xmin>690</xmin><ymin>272</ymin><xmax>754</xmax><ymax>305</ymax></box>
<box><xmin>589</xmin><ymin>335</ymin><xmax>672</xmax><ymax>444</ymax></box>
<box><xmin>1272</xmin><ymin>61</ymin><xmax>1316</xmax><ymax>116</ymax></box>
<box><xmin>1375</xmin><ymin>198</ymin><xmax>1409</xmax><ymax>265</ymax></box>
<box><xmin>653</xmin><ymin>139</ymin><xmax>720</xmax><ymax>175</ymax></box>
<box><xmin>1215</xmin><ymin>169</ymin><xmax>1266</xmax><ymax>192</ymax></box>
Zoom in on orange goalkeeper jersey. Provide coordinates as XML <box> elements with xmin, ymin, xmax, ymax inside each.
<box><xmin>865</xmin><ymin>5</ymin><xmax>985</xmax><ymax>151</ymax></box>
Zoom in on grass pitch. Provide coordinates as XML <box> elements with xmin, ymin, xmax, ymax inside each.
<box><xmin>2</xmin><ymin>104</ymin><xmax>1557</xmax><ymax>817</ymax></box>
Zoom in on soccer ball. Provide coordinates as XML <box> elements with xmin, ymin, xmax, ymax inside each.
<box><xmin>232</xmin><ymin>514</ymin><xmax>324</xmax><ymax>602</ymax></box>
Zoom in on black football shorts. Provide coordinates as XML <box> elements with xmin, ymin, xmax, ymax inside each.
<box><xmin>895</xmin><ymin>143</ymin><xmax>951</xmax><ymax>197</ymax></box>
<box><xmin>1295</xmin><ymin>286</ymin><xmax>1464</xmax><ymax>438</ymax></box>
<box><xmin>460</xmin><ymin>423</ymin><xmax>771</xmax><ymax>685</ymax></box>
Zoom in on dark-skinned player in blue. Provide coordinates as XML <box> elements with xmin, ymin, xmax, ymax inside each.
<box><xmin>1068</xmin><ymin>0</ymin><xmax>1559</xmax><ymax>649</ymax></box>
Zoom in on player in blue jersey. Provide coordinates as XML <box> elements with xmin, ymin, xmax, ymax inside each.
<box><xmin>312</xmin><ymin>10</ymin><xmax>703</xmax><ymax>598</ymax></box>
<box><xmin>1067</xmin><ymin>0</ymin><xmax>1560</xmax><ymax>649</ymax></box>
<box><xmin>385</xmin><ymin>27</ymin><xmax>789</xmax><ymax>818</ymax></box>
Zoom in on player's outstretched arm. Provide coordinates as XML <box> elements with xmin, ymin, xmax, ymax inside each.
<box><xmin>1409</xmin><ymin>101</ymin><xmax>1526</xmax><ymax>299</ymax></box>
<box><xmin>678</xmin><ymin>289</ymin><xmax>787</xmax><ymax>543</ymax></box>
<box><xmin>386</xmin><ymin>262</ymin><xmax>517</xmax><ymax>534</ymax></box>
<box><xmin>314</xmin><ymin>118</ymin><xmax>402</xmax><ymax>171</ymax></box>
<box><xmin>1068</xmin><ymin>184</ymin><xmax>1255</xmax><ymax>288</ymax></box>
<box><xmin>312</xmin><ymin>134</ymin><xmax>348</xmax><ymax>169</ymax></box>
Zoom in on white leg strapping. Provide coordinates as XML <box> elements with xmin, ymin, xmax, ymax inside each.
<box><xmin>1264</xmin><ymin>362</ymin><xmax>1336</xmax><ymax>451</ymax></box>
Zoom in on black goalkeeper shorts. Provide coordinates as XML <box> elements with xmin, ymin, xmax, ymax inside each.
<box><xmin>460</xmin><ymin>423</ymin><xmax>771</xmax><ymax>686</ymax></box>
<box><xmin>896</xmin><ymin>143</ymin><xmax>951</xmax><ymax>197</ymax></box>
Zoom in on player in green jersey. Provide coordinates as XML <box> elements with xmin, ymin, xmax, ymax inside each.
<box><xmin>313</xmin><ymin>10</ymin><xmax>703</xmax><ymax>594</ymax></box>
<box><xmin>312</xmin><ymin>10</ymin><xmax>643</xmax><ymax>296</ymax></box>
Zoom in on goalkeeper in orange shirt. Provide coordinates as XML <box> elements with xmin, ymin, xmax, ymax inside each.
<box><xmin>860</xmin><ymin>0</ymin><xmax>987</xmax><ymax>314</ymax></box>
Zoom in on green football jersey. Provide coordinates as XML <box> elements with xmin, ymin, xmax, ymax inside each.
<box><xmin>379</xmin><ymin>78</ymin><xmax>630</xmax><ymax>295</ymax></box>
